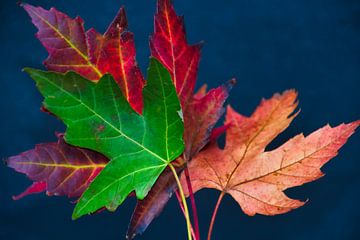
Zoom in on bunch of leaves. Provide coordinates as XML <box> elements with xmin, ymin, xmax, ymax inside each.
<box><xmin>7</xmin><ymin>0</ymin><xmax>359</xmax><ymax>240</ymax></box>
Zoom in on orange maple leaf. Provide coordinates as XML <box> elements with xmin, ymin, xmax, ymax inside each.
<box><xmin>181</xmin><ymin>90</ymin><xmax>359</xmax><ymax>216</ymax></box>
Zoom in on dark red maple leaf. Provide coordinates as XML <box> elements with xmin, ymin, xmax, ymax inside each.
<box><xmin>22</xmin><ymin>3</ymin><xmax>144</xmax><ymax>113</ymax></box>
<box><xmin>7</xmin><ymin>136</ymin><xmax>108</xmax><ymax>199</ymax></box>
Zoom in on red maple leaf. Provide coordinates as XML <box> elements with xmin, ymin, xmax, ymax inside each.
<box><xmin>22</xmin><ymin>4</ymin><xmax>144</xmax><ymax>113</ymax></box>
<box><xmin>7</xmin><ymin>135</ymin><xmax>108</xmax><ymax>199</ymax></box>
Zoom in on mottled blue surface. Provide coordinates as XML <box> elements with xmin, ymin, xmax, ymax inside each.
<box><xmin>0</xmin><ymin>0</ymin><xmax>359</xmax><ymax>239</ymax></box>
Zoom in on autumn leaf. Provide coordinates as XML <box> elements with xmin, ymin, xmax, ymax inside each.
<box><xmin>22</xmin><ymin>4</ymin><xmax>144</xmax><ymax>113</ymax></box>
<box><xmin>127</xmin><ymin>84</ymin><xmax>233</xmax><ymax>239</ymax></box>
<box><xmin>13</xmin><ymin>4</ymin><xmax>144</xmax><ymax>203</ymax></box>
<box><xmin>127</xmin><ymin>84</ymin><xmax>234</xmax><ymax>238</ymax></box>
<box><xmin>21</xmin><ymin>3</ymin><xmax>100</xmax><ymax>79</ymax></box>
<box><xmin>86</xmin><ymin>7</ymin><xmax>144</xmax><ymax>113</ymax></box>
<box><xmin>184</xmin><ymin>81</ymin><xmax>235</xmax><ymax>159</ymax></box>
<box><xmin>150</xmin><ymin>0</ymin><xmax>200</xmax><ymax>104</ymax></box>
<box><xmin>24</xmin><ymin>58</ymin><xmax>184</xmax><ymax>219</ymax></box>
<box><xmin>7</xmin><ymin>135</ymin><xmax>107</xmax><ymax>199</ymax></box>
<box><xmin>127</xmin><ymin>166</ymin><xmax>181</xmax><ymax>239</ymax></box>
<box><xmin>150</xmin><ymin>0</ymin><xmax>233</xmax><ymax>159</ymax></box>
<box><xmin>181</xmin><ymin>90</ymin><xmax>360</xmax><ymax>216</ymax></box>
<box><xmin>128</xmin><ymin>1</ymin><xmax>233</xmax><ymax>237</ymax></box>
<box><xmin>12</xmin><ymin>182</ymin><xmax>47</xmax><ymax>201</ymax></box>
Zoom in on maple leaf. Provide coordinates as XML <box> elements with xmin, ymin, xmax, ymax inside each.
<box><xmin>181</xmin><ymin>90</ymin><xmax>360</xmax><ymax>216</ymax></box>
<box><xmin>22</xmin><ymin>4</ymin><xmax>144</xmax><ymax>113</ymax></box>
<box><xmin>24</xmin><ymin>58</ymin><xmax>184</xmax><ymax>219</ymax></box>
<box><xmin>86</xmin><ymin>7</ymin><xmax>144</xmax><ymax>113</ymax></box>
<box><xmin>7</xmin><ymin>135</ymin><xmax>108</xmax><ymax>199</ymax></box>
<box><xmin>128</xmin><ymin>1</ymin><xmax>234</xmax><ymax>237</ymax></box>
<box><xmin>184</xmin><ymin>81</ymin><xmax>234</xmax><ymax>159</ymax></box>
<box><xmin>150</xmin><ymin>0</ymin><xmax>200</xmax><ymax>104</ymax></box>
<box><xmin>127</xmin><ymin>166</ymin><xmax>180</xmax><ymax>239</ymax></box>
<box><xmin>127</xmin><ymin>84</ymin><xmax>233</xmax><ymax>239</ymax></box>
<box><xmin>150</xmin><ymin>0</ymin><xmax>233</xmax><ymax>159</ymax></box>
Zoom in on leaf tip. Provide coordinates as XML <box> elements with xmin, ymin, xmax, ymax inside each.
<box><xmin>126</xmin><ymin>231</ymin><xmax>138</xmax><ymax>240</ymax></box>
<box><xmin>283</xmin><ymin>89</ymin><xmax>299</xmax><ymax>101</ymax></box>
<box><xmin>224</xmin><ymin>78</ymin><xmax>236</xmax><ymax>92</ymax></box>
<box><xmin>18</xmin><ymin>1</ymin><xmax>27</xmax><ymax>8</ymax></box>
<box><xmin>22</xmin><ymin>67</ymin><xmax>40</xmax><ymax>77</ymax></box>
<box><xmin>195</xmin><ymin>40</ymin><xmax>205</xmax><ymax>50</ymax></box>
<box><xmin>225</xmin><ymin>105</ymin><xmax>236</xmax><ymax>116</ymax></box>
<box><xmin>20</xmin><ymin>2</ymin><xmax>35</xmax><ymax>13</ymax></box>
<box><xmin>22</xmin><ymin>67</ymin><xmax>42</xmax><ymax>81</ymax></box>
<box><xmin>353</xmin><ymin>119</ymin><xmax>360</xmax><ymax>128</ymax></box>
<box><xmin>3</xmin><ymin>156</ymin><xmax>9</xmax><ymax>167</ymax></box>
<box><xmin>71</xmin><ymin>209</ymin><xmax>81</xmax><ymax>220</ymax></box>
<box><xmin>106</xmin><ymin>5</ymin><xmax>128</xmax><ymax>34</ymax></box>
<box><xmin>21</xmin><ymin>67</ymin><xmax>31</xmax><ymax>74</ymax></box>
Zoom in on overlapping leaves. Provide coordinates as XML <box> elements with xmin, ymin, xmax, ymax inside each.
<box><xmin>128</xmin><ymin>1</ymin><xmax>234</xmax><ymax>237</ymax></box>
<box><xmin>7</xmin><ymin>1</ymin><xmax>359</xmax><ymax>240</ymax></box>
<box><xmin>12</xmin><ymin>0</ymin><xmax>233</xmax><ymax>236</ymax></box>
<box><xmin>22</xmin><ymin>3</ymin><xmax>144</xmax><ymax>113</ymax></box>
<box><xmin>24</xmin><ymin>58</ymin><xmax>184</xmax><ymax>218</ymax></box>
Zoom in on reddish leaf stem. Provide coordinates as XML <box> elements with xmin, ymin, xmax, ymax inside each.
<box><xmin>207</xmin><ymin>192</ymin><xmax>225</xmax><ymax>240</ymax></box>
<box><xmin>184</xmin><ymin>167</ymin><xmax>201</xmax><ymax>240</ymax></box>
<box><xmin>175</xmin><ymin>190</ymin><xmax>197</xmax><ymax>240</ymax></box>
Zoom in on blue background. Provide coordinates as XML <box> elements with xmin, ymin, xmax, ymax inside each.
<box><xmin>0</xmin><ymin>0</ymin><xmax>359</xmax><ymax>239</ymax></box>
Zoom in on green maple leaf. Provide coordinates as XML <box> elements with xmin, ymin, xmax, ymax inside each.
<box><xmin>25</xmin><ymin>58</ymin><xmax>184</xmax><ymax>219</ymax></box>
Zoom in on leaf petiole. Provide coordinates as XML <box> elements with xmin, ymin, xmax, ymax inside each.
<box><xmin>174</xmin><ymin>190</ymin><xmax>197</xmax><ymax>240</ymax></box>
<box><xmin>169</xmin><ymin>163</ymin><xmax>193</xmax><ymax>240</ymax></box>
<box><xmin>184</xmin><ymin>167</ymin><xmax>201</xmax><ymax>240</ymax></box>
<box><xmin>207</xmin><ymin>192</ymin><xmax>225</xmax><ymax>240</ymax></box>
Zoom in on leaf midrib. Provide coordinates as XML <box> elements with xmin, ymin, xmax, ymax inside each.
<box><xmin>223</xmin><ymin>98</ymin><xmax>287</xmax><ymax>190</ymax></box>
<box><xmin>14</xmin><ymin>162</ymin><xmax>106</xmax><ymax>169</ymax></box>
<box><xmin>231</xmin><ymin>127</ymin><xmax>353</xmax><ymax>189</ymax></box>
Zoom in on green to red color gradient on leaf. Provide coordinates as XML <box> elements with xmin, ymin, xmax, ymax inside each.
<box><xmin>24</xmin><ymin>58</ymin><xmax>184</xmax><ymax>219</ymax></box>
<box><xmin>22</xmin><ymin>3</ymin><xmax>144</xmax><ymax>113</ymax></box>
<box><xmin>7</xmin><ymin>136</ymin><xmax>108</xmax><ymax>198</ymax></box>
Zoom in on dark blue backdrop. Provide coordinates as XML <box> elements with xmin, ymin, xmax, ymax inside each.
<box><xmin>1</xmin><ymin>0</ymin><xmax>359</xmax><ymax>239</ymax></box>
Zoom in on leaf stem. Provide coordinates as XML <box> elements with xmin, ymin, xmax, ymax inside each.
<box><xmin>184</xmin><ymin>167</ymin><xmax>201</xmax><ymax>240</ymax></box>
<box><xmin>169</xmin><ymin>163</ymin><xmax>193</xmax><ymax>240</ymax></box>
<box><xmin>207</xmin><ymin>192</ymin><xmax>225</xmax><ymax>240</ymax></box>
<box><xmin>175</xmin><ymin>190</ymin><xmax>197</xmax><ymax>240</ymax></box>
